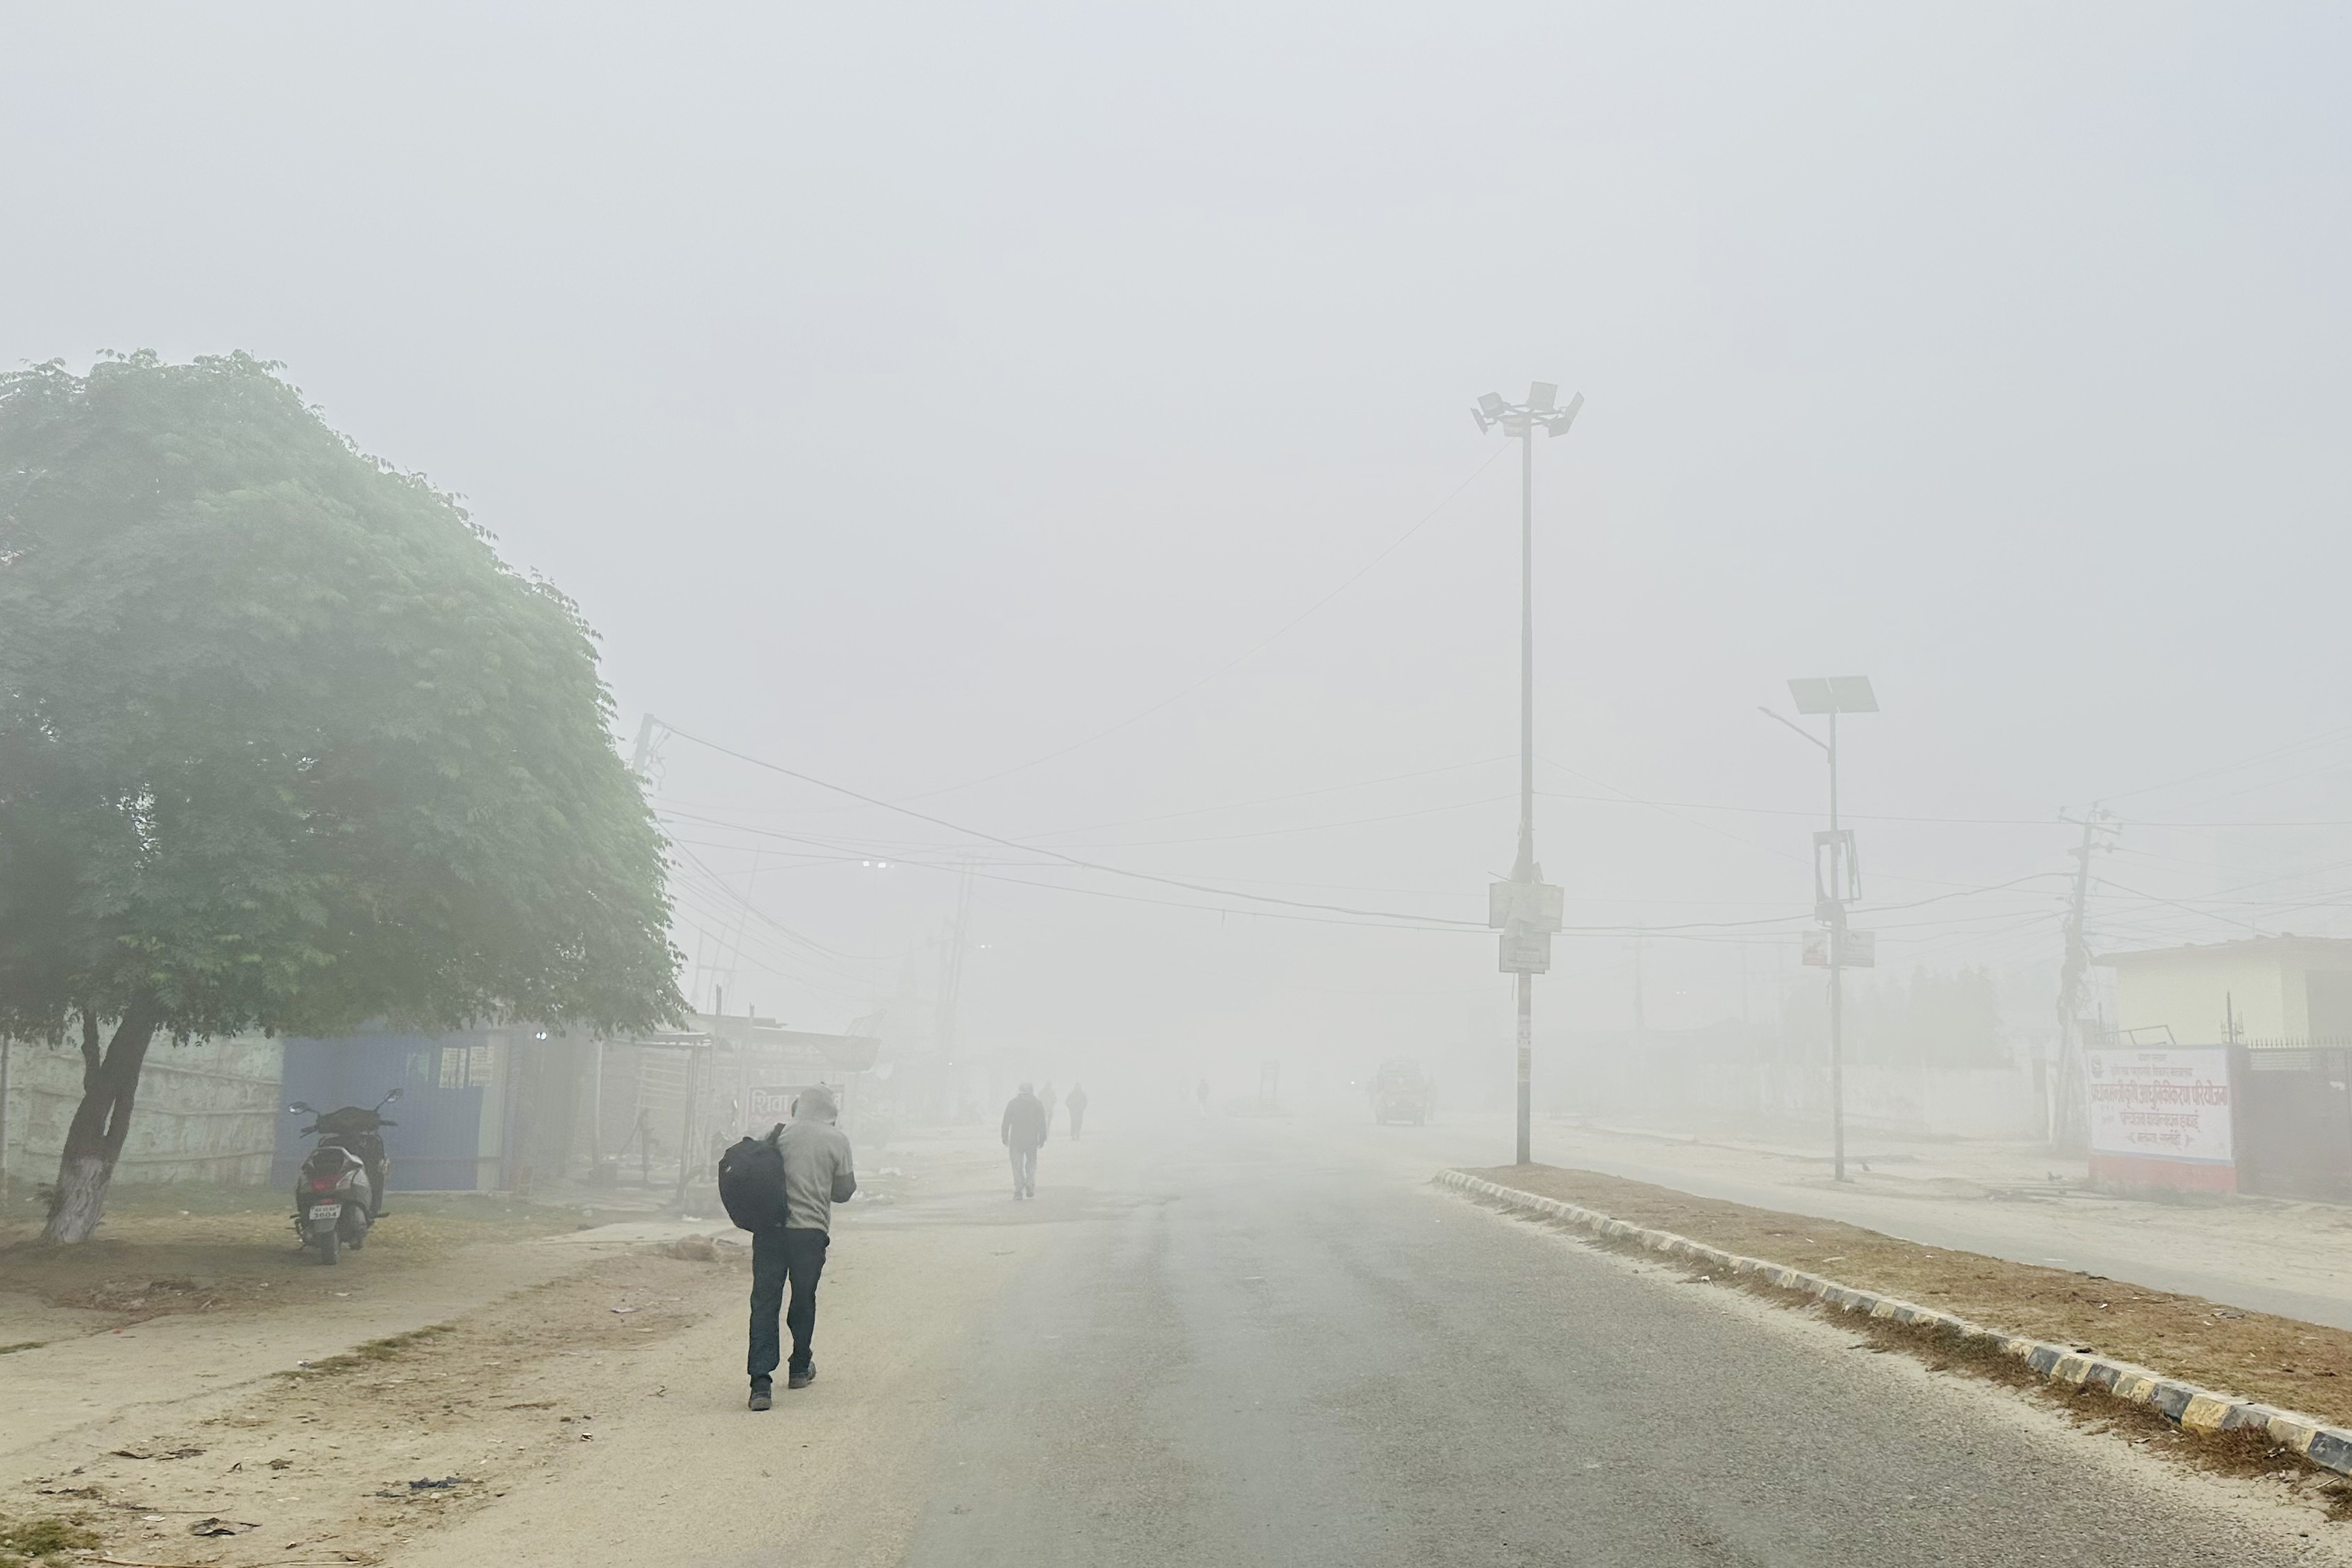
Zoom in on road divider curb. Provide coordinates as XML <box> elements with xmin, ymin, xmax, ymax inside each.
<box><xmin>1438</xmin><ymin>1168</ymin><xmax>2352</xmax><ymax>1477</ymax></box>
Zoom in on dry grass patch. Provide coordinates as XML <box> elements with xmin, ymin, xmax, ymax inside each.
<box><xmin>0</xmin><ymin>1514</ymin><xmax>99</xmax><ymax>1568</ymax></box>
<box><xmin>286</xmin><ymin>1322</ymin><xmax>459</xmax><ymax>1377</ymax></box>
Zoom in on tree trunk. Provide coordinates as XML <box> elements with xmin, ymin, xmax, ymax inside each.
<box><xmin>42</xmin><ymin>1005</ymin><xmax>160</xmax><ymax>1243</ymax></box>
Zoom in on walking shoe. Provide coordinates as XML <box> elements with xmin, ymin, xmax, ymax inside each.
<box><xmin>749</xmin><ymin>1381</ymin><xmax>772</xmax><ymax>1411</ymax></box>
<box><xmin>787</xmin><ymin>1362</ymin><xmax>816</xmax><ymax>1390</ymax></box>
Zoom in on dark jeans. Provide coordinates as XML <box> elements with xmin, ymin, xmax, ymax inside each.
<box><xmin>747</xmin><ymin>1226</ymin><xmax>828</xmax><ymax>1383</ymax></box>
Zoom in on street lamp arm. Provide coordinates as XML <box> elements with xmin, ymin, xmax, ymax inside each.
<box><xmin>1757</xmin><ymin>706</ymin><xmax>1829</xmax><ymax>753</ymax></box>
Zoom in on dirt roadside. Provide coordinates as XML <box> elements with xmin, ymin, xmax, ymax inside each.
<box><xmin>0</xmin><ymin>1205</ymin><xmax>728</xmax><ymax>1481</ymax></box>
<box><xmin>3</xmin><ymin>1244</ymin><xmax>743</xmax><ymax>1567</ymax></box>
<box><xmin>1</xmin><ymin>1186</ymin><xmax>588</xmax><ymax>1348</ymax></box>
<box><xmin>1</xmin><ymin>1142</ymin><xmax>1006</xmax><ymax>1567</ymax></box>
<box><xmin>1468</xmin><ymin>1162</ymin><xmax>2352</xmax><ymax>1431</ymax></box>
<box><xmin>1529</xmin><ymin>1117</ymin><xmax>2352</xmax><ymax>1330</ymax></box>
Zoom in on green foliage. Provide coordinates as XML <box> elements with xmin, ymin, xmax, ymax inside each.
<box><xmin>0</xmin><ymin>352</ymin><xmax>683</xmax><ymax>1043</ymax></box>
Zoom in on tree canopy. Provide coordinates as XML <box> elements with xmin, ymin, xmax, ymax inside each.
<box><xmin>0</xmin><ymin>351</ymin><xmax>682</xmax><ymax>1059</ymax></box>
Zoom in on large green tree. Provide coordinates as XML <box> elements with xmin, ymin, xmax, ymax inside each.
<box><xmin>0</xmin><ymin>352</ymin><xmax>683</xmax><ymax>1241</ymax></box>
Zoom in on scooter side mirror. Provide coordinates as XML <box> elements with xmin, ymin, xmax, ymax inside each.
<box><xmin>288</xmin><ymin>1102</ymin><xmax>315</xmax><ymax>1115</ymax></box>
<box><xmin>382</xmin><ymin>1087</ymin><xmax>404</xmax><ymax>1106</ymax></box>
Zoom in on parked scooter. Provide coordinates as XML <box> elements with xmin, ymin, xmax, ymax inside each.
<box><xmin>287</xmin><ymin>1088</ymin><xmax>401</xmax><ymax>1265</ymax></box>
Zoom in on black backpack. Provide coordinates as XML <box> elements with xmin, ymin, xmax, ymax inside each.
<box><xmin>717</xmin><ymin>1127</ymin><xmax>788</xmax><ymax>1232</ymax></box>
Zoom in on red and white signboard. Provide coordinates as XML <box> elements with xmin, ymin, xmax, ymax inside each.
<box><xmin>2085</xmin><ymin>1045</ymin><xmax>2235</xmax><ymax>1193</ymax></box>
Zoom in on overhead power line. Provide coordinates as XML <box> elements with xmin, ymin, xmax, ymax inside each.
<box><xmin>668</xmin><ymin>841</ymin><xmax>894</xmax><ymax>968</ymax></box>
<box><xmin>1006</xmin><ymin>754</ymin><xmax>1513</xmax><ymax>837</ymax></box>
<box><xmin>1556</xmin><ymin>870</ymin><xmax>2071</xmax><ymax>935</ymax></box>
<box><xmin>2094</xmin><ymin>876</ymin><xmax>2264</xmax><ymax>935</ymax></box>
<box><xmin>2093</xmin><ymin>722</ymin><xmax>2352</xmax><ymax>807</ymax></box>
<box><xmin>1539</xmin><ymin>787</ymin><xmax>2081</xmax><ymax>828</ymax></box>
<box><xmin>656</xmin><ymin>725</ymin><xmax>1490</xmax><ymax>930</ymax></box>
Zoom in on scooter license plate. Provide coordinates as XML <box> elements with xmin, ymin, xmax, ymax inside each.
<box><xmin>307</xmin><ymin>1203</ymin><xmax>340</xmax><ymax>1221</ymax></box>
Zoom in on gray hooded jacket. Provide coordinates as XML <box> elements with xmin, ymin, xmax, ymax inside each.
<box><xmin>776</xmin><ymin>1085</ymin><xmax>857</xmax><ymax>1233</ymax></box>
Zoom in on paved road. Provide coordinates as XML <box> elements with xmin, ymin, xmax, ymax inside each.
<box><xmin>884</xmin><ymin>1115</ymin><xmax>2321</xmax><ymax>1566</ymax></box>
<box><xmin>384</xmin><ymin>1112</ymin><xmax>2336</xmax><ymax>1566</ymax></box>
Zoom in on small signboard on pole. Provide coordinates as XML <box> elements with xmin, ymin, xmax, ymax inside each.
<box><xmin>1491</xmin><ymin>878</ymin><xmax>1561</xmax><ymax>975</ymax></box>
<box><xmin>1802</xmin><ymin>929</ymin><xmax>1876</xmax><ymax>968</ymax></box>
<box><xmin>1498</xmin><ymin>927</ymin><xmax>1553</xmax><ymax>975</ymax></box>
<box><xmin>1488</xmin><ymin>881</ymin><xmax>1565</xmax><ymax>932</ymax></box>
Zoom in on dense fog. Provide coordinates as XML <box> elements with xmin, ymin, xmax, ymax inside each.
<box><xmin>8</xmin><ymin>4</ymin><xmax>2351</xmax><ymax>1115</ymax></box>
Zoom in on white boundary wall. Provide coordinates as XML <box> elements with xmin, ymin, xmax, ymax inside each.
<box><xmin>2</xmin><ymin>1034</ymin><xmax>286</xmax><ymax>1188</ymax></box>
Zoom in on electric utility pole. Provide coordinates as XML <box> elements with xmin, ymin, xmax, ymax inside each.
<box><xmin>0</xmin><ymin>1034</ymin><xmax>12</xmax><ymax>1211</ymax></box>
<box><xmin>1473</xmin><ymin>382</ymin><xmax>1582</xmax><ymax>1166</ymax></box>
<box><xmin>630</xmin><ymin>712</ymin><xmax>661</xmax><ymax>781</ymax></box>
<box><xmin>933</xmin><ymin>861</ymin><xmax>976</xmax><ymax>1062</ymax></box>
<box><xmin>591</xmin><ymin>711</ymin><xmax>668</xmax><ymax>1176</ymax></box>
<box><xmin>2052</xmin><ymin>807</ymin><xmax>2115</xmax><ymax>1152</ymax></box>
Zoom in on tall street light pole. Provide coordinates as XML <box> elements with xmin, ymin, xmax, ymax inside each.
<box><xmin>1474</xmin><ymin>382</ymin><xmax>1582</xmax><ymax>1166</ymax></box>
<box><xmin>1761</xmin><ymin>676</ymin><xmax>1878</xmax><ymax>1183</ymax></box>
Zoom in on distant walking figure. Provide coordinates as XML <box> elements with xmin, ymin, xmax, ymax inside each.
<box><xmin>1066</xmin><ymin>1083</ymin><xmax>1089</xmax><ymax>1140</ymax></box>
<box><xmin>1196</xmin><ymin>1077</ymin><xmax>1209</xmax><ymax>1114</ymax></box>
<box><xmin>1002</xmin><ymin>1082</ymin><xmax>1049</xmax><ymax>1200</ymax></box>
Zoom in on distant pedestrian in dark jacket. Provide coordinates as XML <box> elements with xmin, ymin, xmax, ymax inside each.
<box><xmin>747</xmin><ymin>1085</ymin><xmax>855</xmax><ymax>1410</ymax></box>
<box><xmin>1066</xmin><ymin>1083</ymin><xmax>1089</xmax><ymax>1139</ymax></box>
<box><xmin>1002</xmin><ymin>1083</ymin><xmax>1048</xmax><ymax>1200</ymax></box>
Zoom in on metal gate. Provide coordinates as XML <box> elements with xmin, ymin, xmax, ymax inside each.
<box><xmin>2232</xmin><ymin>1044</ymin><xmax>2352</xmax><ymax>1201</ymax></box>
<box><xmin>272</xmin><ymin>1033</ymin><xmax>495</xmax><ymax>1192</ymax></box>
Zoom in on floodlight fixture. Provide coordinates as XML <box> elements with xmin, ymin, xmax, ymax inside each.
<box><xmin>1472</xmin><ymin>387</ymin><xmax>1586</xmax><ymax>438</ymax></box>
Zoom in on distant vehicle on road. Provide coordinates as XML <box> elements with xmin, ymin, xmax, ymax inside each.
<box><xmin>1371</xmin><ymin>1058</ymin><xmax>1434</xmax><ymax>1126</ymax></box>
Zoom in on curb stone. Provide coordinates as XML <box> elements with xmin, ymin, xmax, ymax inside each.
<box><xmin>1438</xmin><ymin>1168</ymin><xmax>2352</xmax><ymax>1478</ymax></box>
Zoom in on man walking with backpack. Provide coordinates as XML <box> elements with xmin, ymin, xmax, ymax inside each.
<box><xmin>1002</xmin><ymin>1081</ymin><xmax>1047</xmax><ymax>1200</ymax></box>
<box><xmin>725</xmin><ymin>1084</ymin><xmax>856</xmax><ymax>1411</ymax></box>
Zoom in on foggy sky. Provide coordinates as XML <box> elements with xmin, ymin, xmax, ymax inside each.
<box><xmin>7</xmin><ymin>5</ymin><xmax>2349</xmax><ymax>1083</ymax></box>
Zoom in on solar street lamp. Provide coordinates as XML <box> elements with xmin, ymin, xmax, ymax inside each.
<box><xmin>1762</xmin><ymin>676</ymin><xmax>1878</xmax><ymax>1183</ymax></box>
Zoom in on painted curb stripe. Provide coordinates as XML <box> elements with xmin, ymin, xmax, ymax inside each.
<box><xmin>1437</xmin><ymin>1168</ymin><xmax>2352</xmax><ymax>1478</ymax></box>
